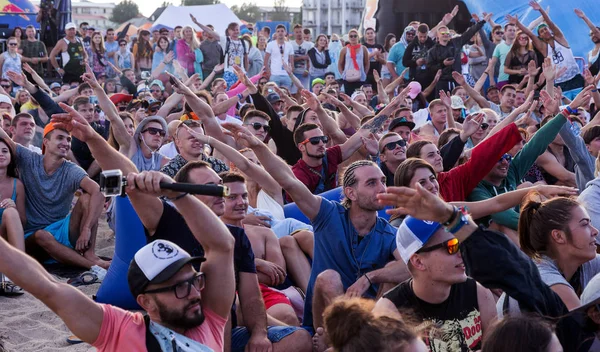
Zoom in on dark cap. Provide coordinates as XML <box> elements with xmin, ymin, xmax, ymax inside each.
<box><xmin>266</xmin><ymin>92</ymin><xmax>283</xmax><ymax>104</ymax></box>
<box><xmin>389</xmin><ymin>117</ymin><xmax>415</xmax><ymax>131</ymax></box>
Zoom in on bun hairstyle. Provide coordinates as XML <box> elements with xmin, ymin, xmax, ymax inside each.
<box><xmin>324</xmin><ymin>298</ymin><xmax>416</xmax><ymax>352</ymax></box>
<box><xmin>518</xmin><ymin>192</ymin><xmax>580</xmax><ymax>259</ymax></box>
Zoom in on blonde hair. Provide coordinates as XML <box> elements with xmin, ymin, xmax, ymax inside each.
<box><xmin>595</xmin><ymin>154</ymin><xmax>600</xmax><ymax>177</ymax></box>
<box><xmin>182</xmin><ymin>25</ymin><xmax>199</xmax><ymax>50</ymax></box>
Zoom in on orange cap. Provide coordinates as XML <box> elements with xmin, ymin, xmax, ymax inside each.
<box><xmin>42</xmin><ymin>122</ymin><xmax>69</xmax><ymax>154</ymax></box>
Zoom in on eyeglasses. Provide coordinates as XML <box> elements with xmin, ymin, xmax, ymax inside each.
<box><xmin>417</xmin><ymin>238</ymin><xmax>460</xmax><ymax>255</ymax></box>
<box><xmin>495</xmin><ymin>31</ymin><xmax>504</xmax><ymax>35</ymax></box>
<box><xmin>499</xmin><ymin>153</ymin><xmax>512</xmax><ymax>163</ymax></box>
<box><xmin>300</xmin><ymin>135</ymin><xmax>329</xmax><ymax>145</ymax></box>
<box><xmin>349</xmin><ymin>34</ymin><xmax>358</xmax><ymax>38</ymax></box>
<box><xmin>8</xmin><ymin>43</ymin><xmax>18</xmax><ymax>46</ymax></box>
<box><xmin>381</xmin><ymin>139</ymin><xmax>407</xmax><ymax>152</ymax></box>
<box><xmin>245</xmin><ymin>122</ymin><xmax>271</xmax><ymax>133</ymax></box>
<box><xmin>480</xmin><ymin>122</ymin><xmax>489</xmax><ymax>130</ymax></box>
<box><xmin>82</xmin><ymin>27</ymin><xmax>88</xmax><ymax>31</ymax></box>
<box><xmin>142</xmin><ymin>127</ymin><xmax>166</xmax><ymax>137</ymax></box>
<box><xmin>150</xmin><ymin>89</ymin><xmax>162</xmax><ymax>93</ymax></box>
<box><xmin>143</xmin><ymin>273</ymin><xmax>205</xmax><ymax>299</ymax></box>
<box><xmin>119</xmin><ymin>43</ymin><xmax>127</xmax><ymax>46</ymax></box>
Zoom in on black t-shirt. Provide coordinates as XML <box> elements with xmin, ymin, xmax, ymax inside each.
<box><xmin>364</xmin><ymin>42</ymin><xmax>384</xmax><ymax>74</ymax></box>
<box><xmin>384</xmin><ymin>278</ymin><xmax>483</xmax><ymax>351</ymax></box>
<box><xmin>146</xmin><ymin>201</ymin><xmax>257</xmax><ymax>283</ymax></box>
<box><xmin>71</xmin><ymin>121</ymin><xmax>109</xmax><ymax>172</ymax></box>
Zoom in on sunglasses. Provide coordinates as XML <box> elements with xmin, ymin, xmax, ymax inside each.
<box><xmin>349</xmin><ymin>34</ymin><xmax>358</xmax><ymax>38</ymax></box>
<box><xmin>246</xmin><ymin>122</ymin><xmax>271</xmax><ymax>133</ymax></box>
<box><xmin>382</xmin><ymin>139</ymin><xmax>407</xmax><ymax>152</ymax></box>
<box><xmin>143</xmin><ymin>273</ymin><xmax>205</xmax><ymax>299</ymax></box>
<box><xmin>119</xmin><ymin>43</ymin><xmax>127</xmax><ymax>46</ymax></box>
<box><xmin>301</xmin><ymin>135</ymin><xmax>329</xmax><ymax>145</ymax></box>
<box><xmin>142</xmin><ymin>127</ymin><xmax>166</xmax><ymax>137</ymax></box>
<box><xmin>495</xmin><ymin>31</ymin><xmax>504</xmax><ymax>35</ymax></box>
<box><xmin>279</xmin><ymin>45</ymin><xmax>284</xmax><ymax>54</ymax></box>
<box><xmin>417</xmin><ymin>238</ymin><xmax>460</xmax><ymax>255</ymax></box>
<box><xmin>1</xmin><ymin>85</ymin><xmax>10</xmax><ymax>89</ymax></box>
<box><xmin>439</xmin><ymin>31</ymin><xmax>450</xmax><ymax>35</ymax></box>
<box><xmin>8</xmin><ymin>43</ymin><xmax>18</xmax><ymax>46</ymax></box>
<box><xmin>499</xmin><ymin>153</ymin><xmax>512</xmax><ymax>163</ymax></box>
<box><xmin>480</xmin><ymin>122</ymin><xmax>489</xmax><ymax>130</ymax></box>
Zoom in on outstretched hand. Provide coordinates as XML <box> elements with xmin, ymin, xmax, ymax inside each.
<box><xmin>221</xmin><ymin>123</ymin><xmax>262</xmax><ymax>148</ymax></box>
<box><xmin>539</xmin><ymin>90</ymin><xmax>560</xmax><ymax>115</ymax></box>
<box><xmin>574</xmin><ymin>8</ymin><xmax>585</xmax><ymax>18</ymax></box>
<box><xmin>377</xmin><ymin>185</ymin><xmax>454</xmax><ymax>223</ymax></box>
<box><xmin>81</xmin><ymin>63</ymin><xmax>101</xmax><ymax>89</ymax></box>
<box><xmin>462</xmin><ymin>112</ymin><xmax>484</xmax><ymax>137</ymax></box>
<box><xmin>301</xmin><ymin>90</ymin><xmax>321</xmax><ymax>111</ymax></box>
<box><xmin>51</xmin><ymin>103</ymin><xmax>96</xmax><ymax>142</ymax></box>
<box><xmin>569</xmin><ymin>85</ymin><xmax>594</xmax><ymax>110</ymax></box>
<box><xmin>529</xmin><ymin>0</ymin><xmax>542</xmax><ymax>11</ymax></box>
<box><xmin>535</xmin><ymin>184</ymin><xmax>579</xmax><ymax>199</ymax></box>
<box><xmin>451</xmin><ymin>71</ymin><xmax>466</xmax><ymax>86</ymax></box>
<box><xmin>6</xmin><ymin>70</ymin><xmax>27</xmax><ymax>87</ymax></box>
<box><xmin>505</xmin><ymin>14</ymin><xmax>519</xmax><ymax>25</ymax></box>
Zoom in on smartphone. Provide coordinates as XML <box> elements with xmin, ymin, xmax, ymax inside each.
<box><xmin>169</xmin><ymin>76</ymin><xmax>178</xmax><ymax>87</ymax></box>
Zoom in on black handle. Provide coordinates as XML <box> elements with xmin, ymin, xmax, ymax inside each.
<box><xmin>159</xmin><ymin>182</ymin><xmax>229</xmax><ymax>197</ymax></box>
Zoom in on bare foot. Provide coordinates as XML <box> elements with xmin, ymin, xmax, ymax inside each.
<box><xmin>312</xmin><ymin>327</ymin><xmax>328</xmax><ymax>352</ymax></box>
<box><xmin>95</xmin><ymin>259</ymin><xmax>111</xmax><ymax>270</ymax></box>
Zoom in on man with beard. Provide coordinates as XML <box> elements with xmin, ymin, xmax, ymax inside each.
<box><xmin>574</xmin><ymin>8</ymin><xmax>600</xmax><ymax>76</ymax></box>
<box><xmin>0</xmin><ymin>173</ymin><xmax>236</xmax><ymax>351</ymax></box>
<box><xmin>225</xmin><ymin>125</ymin><xmax>407</xmax><ymax>351</ymax></box>
<box><xmin>378</xmin><ymin>132</ymin><xmax>407</xmax><ymax>186</ymax></box>
<box><xmin>402</xmin><ymin>24</ymin><xmax>435</xmax><ymax>90</ymax></box>
<box><xmin>289</xmin><ymin>123</ymin><xmax>377</xmax><ymax>198</ymax></box>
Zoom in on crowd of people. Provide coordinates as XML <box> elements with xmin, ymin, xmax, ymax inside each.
<box><xmin>2</xmin><ymin>1</ymin><xmax>600</xmax><ymax>351</ymax></box>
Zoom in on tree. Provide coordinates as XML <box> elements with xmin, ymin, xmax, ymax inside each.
<box><xmin>231</xmin><ymin>2</ymin><xmax>261</xmax><ymax>23</ymax></box>
<box><xmin>180</xmin><ymin>0</ymin><xmax>219</xmax><ymax>6</ymax></box>
<box><xmin>270</xmin><ymin>0</ymin><xmax>289</xmax><ymax>22</ymax></box>
<box><xmin>161</xmin><ymin>1</ymin><xmax>172</xmax><ymax>6</ymax></box>
<box><xmin>110</xmin><ymin>0</ymin><xmax>140</xmax><ymax>24</ymax></box>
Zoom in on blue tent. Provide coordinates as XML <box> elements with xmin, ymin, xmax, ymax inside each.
<box><xmin>0</xmin><ymin>0</ymin><xmax>38</xmax><ymax>37</ymax></box>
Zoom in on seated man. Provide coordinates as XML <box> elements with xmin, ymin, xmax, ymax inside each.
<box><xmin>226</xmin><ymin>123</ymin><xmax>407</xmax><ymax>351</ymax></box>
<box><xmin>290</xmin><ymin>123</ymin><xmax>376</xmax><ymax>198</ymax></box>
<box><xmin>377</xmin><ymin>216</ymin><xmax>497</xmax><ymax>351</ymax></box>
<box><xmin>0</xmin><ymin>121</ymin><xmax>106</xmax><ymax>269</ymax></box>
<box><xmin>219</xmin><ymin>171</ymin><xmax>301</xmax><ymax>327</ymax></box>
<box><xmin>378</xmin><ymin>132</ymin><xmax>407</xmax><ymax>186</ymax></box>
<box><xmin>160</xmin><ymin>120</ymin><xmax>228</xmax><ymax>177</ymax></box>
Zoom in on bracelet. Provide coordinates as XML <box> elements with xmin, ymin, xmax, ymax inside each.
<box><xmin>593</xmin><ymin>89</ymin><xmax>599</xmax><ymax>93</ymax></box>
<box><xmin>237</xmin><ymin>93</ymin><xmax>244</xmax><ymax>100</ymax></box>
<box><xmin>166</xmin><ymin>192</ymin><xmax>188</xmax><ymax>201</ymax></box>
<box><xmin>445</xmin><ymin>207</ymin><xmax>469</xmax><ymax>234</ymax></box>
<box><xmin>442</xmin><ymin>206</ymin><xmax>459</xmax><ymax>226</ymax></box>
<box><xmin>364</xmin><ymin>273</ymin><xmax>373</xmax><ymax>287</ymax></box>
<box><xmin>565</xmin><ymin>105</ymin><xmax>577</xmax><ymax>115</ymax></box>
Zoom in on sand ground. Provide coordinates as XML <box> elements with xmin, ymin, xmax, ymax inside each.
<box><xmin>0</xmin><ymin>216</ymin><xmax>115</xmax><ymax>352</ymax></box>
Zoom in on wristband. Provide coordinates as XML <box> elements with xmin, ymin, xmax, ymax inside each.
<box><xmin>592</xmin><ymin>89</ymin><xmax>598</xmax><ymax>93</ymax></box>
<box><xmin>364</xmin><ymin>273</ymin><xmax>373</xmax><ymax>287</ymax></box>
<box><xmin>442</xmin><ymin>206</ymin><xmax>459</xmax><ymax>226</ymax></box>
<box><xmin>445</xmin><ymin>207</ymin><xmax>469</xmax><ymax>234</ymax></box>
<box><xmin>166</xmin><ymin>192</ymin><xmax>188</xmax><ymax>201</ymax></box>
<box><xmin>565</xmin><ymin>105</ymin><xmax>577</xmax><ymax>115</ymax></box>
<box><xmin>237</xmin><ymin>93</ymin><xmax>244</xmax><ymax>100</ymax></box>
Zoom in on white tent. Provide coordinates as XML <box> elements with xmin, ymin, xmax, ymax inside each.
<box><xmin>152</xmin><ymin>4</ymin><xmax>241</xmax><ymax>37</ymax></box>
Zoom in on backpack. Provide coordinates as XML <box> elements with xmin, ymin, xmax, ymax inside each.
<box><xmin>144</xmin><ymin>315</ymin><xmax>163</xmax><ymax>352</ymax></box>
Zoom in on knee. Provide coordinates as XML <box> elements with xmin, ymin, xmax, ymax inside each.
<box><xmin>2</xmin><ymin>207</ymin><xmax>20</xmax><ymax>223</ymax></box>
<box><xmin>270</xmin><ymin>305</ymin><xmax>300</xmax><ymax>326</ymax></box>
<box><xmin>32</xmin><ymin>230</ymin><xmax>55</xmax><ymax>246</ymax></box>
<box><xmin>278</xmin><ymin>236</ymin><xmax>296</xmax><ymax>252</ymax></box>
<box><xmin>278</xmin><ymin>329</ymin><xmax>312</xmax><ymax>352</ymax></box>
<box><xmin>315</xmin><ymin>270</ymin><xmax>342</xmax><ymax>294</ymax></box>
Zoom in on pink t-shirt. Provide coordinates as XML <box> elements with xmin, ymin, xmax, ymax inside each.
<box><xmin>92</xmin><ymin>304</ymin><xmax>226</xmax><ymax>352</ymax></box>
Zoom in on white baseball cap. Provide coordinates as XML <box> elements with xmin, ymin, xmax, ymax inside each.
<box><xmin>65</xmin><ymin>22</ymin><xmax>76</xmax><ymax>30</ymax></box>
<box><xmin>127</xmin><ymin>240</ymin><xmax>205</xmax><ymax>297</ymax></box>
<box><xmin>396</xmin><ymin>216</ymin><xmax>442</xmax><ymax>264</ymax></box>
<box><xmin>571</xmin><ymin>272</ymin><xmax>600</xmax><ymax>313</ymax></box>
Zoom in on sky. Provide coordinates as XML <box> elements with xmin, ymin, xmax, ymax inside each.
<box><xmin>126</xmin><ymin>0</ymin><xmax>303</xmax><ymax>17</ymax></box>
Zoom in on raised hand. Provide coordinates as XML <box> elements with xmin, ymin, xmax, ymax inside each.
<box><xmin>189</xmin><ymin>13</ymin><xmax>198</xmax><ymax>24</ymax></box>
<box><xmin>483</xmin><ymin>12</ymin><xmax>492</xmax><ymax>22</ymax></box>
<box><xmin>221</xmin><ymin>122</ymin><xmax>262</xmax><ymax>148</ymax></box>
<box><xmin>373</xmin><ymin>70</ymin><xmax>381</xmax><ymax>83</ymax></box>
<box><xmin>541</xmin><ymin>57</ymin><xmax>556</xmax><ymax>82</ymax></box>
<box><xmin>439</xmin><ymin>90</ymin><xmax>452</xmax><ymax>108</ymax></box>
<box><xmin>529</xmin><ymin>0</ymin><xmax>541</xmax><ymax>11</ymax></box>
<box><xmin>166</xmin><ymin>72</ymin><xmax>193</xmax><ymax>96</ymax></box>
<box><xmin>22</xmin><ymin>63</ymin><xmax>34</xmax><ymax>74</ymax></box>
<box><xmin>462</xmin><ymin>112</ymin><xmax>484</xmax><ymax>137</ymax></box>
<box><xmin>82</xmin><ymin>63</ymin><xmax>101</xmax><ymax>89</ymax></box>
<box><xmin>51</xmin><ymin>103</ymin><xmax>96</xmax><ymax>142</ymax></box>
<box><xmin>539</xmin><ymin>90</ymin><xmax>559</xmax><ymax>115</ymax></box>
<box><xmin>451</xmin><ymin>5</ymin><xmax>459</xmax><ymax>17</ymax></box>
<box><xmin>377</xmin><ymin>185</ymin><xmax>454</xmax><ymax>223</ymax></box>
<box><xmin>505</xmin><ymin>14</ymin><xmax>519</xmax><ymax>25</ymax></box>
<box><xmin>361</xmin><ymin>133</ymin><xmax>379</xmax><ymax>156</ymax></box>
<box><xmin>451</xmin><ymin>71</ymin><xmax>466</xmax><ymax>86</ymax></box>
<box><xmin>527</xmin><ymin>60</ymin><xmax>540</xmax><ymax>77</ymax></box>
<box><xmin>569</xmin><ymin>85</ymin><xmax>594</xmax><ymax>110</ymax></box>
<box><xmin>471</xmin><ymin>13</ymin><xmax>481</xmax><ymax>22</ymax></box>
<box><xmin>433</xmin><ymin>69</ymin><xmax>442</xmax><ymax>82</ymax></box>
<box><xmin>182</xmin><ymin>124</ymin><xmax>210</xmax><ymax>144</ymax></box>
<box><xmin>214</xmin><ymin>63</ymin><xmax>225</xmax><ymax>73</ymax></box>
<box><xmin>574</xmin><ymin>8</ymin><xmax>585</xmax><ymax>18</ymax></box>
<box><xmin>301</xmin><ymin>89</ymin><xmax>320</xmax><ymax>111</ymax></box>
<box><xmin>535</xmin><ymin>184</ymin><xmax>579</xmax><ymax>199</ymax></box>
<box><xmin>6</xmin><ymin>70</ymin><xmax>26</xmax><ymax>87</ymax></box>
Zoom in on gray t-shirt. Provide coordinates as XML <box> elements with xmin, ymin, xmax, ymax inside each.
<box><xmin>537</xmin><ymin>254</ymin><xmax>600</xmax><ymax>291</ymax></box>
<box><xmin>200</xmin><ymin>39</ymin><xmax>222</xmax><ymax>72</ymax></box>
<box><xmin>291</xmin><ymin>40</ymin><xmax>314</xmax><ymax>74</ymax></box>
<box><xmin>17</xmin><ymin>145</ymin><xmax>87</xmax><ymax>231</ymax></box>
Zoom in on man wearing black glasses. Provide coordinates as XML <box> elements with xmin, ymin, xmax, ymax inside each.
<box><xmin>379</xmin><ymin>215</ymin><xmax>497</xmax><ymax>351</ymax></box>
<box><xmin>290</xmin><ymin>123</ymin><xmax>378</xmax><ymax>198</ymax></box>
<box><xmin>378</xmin><ymin>132</ymin><xmax>407</xmax><ymax>186</ymax></box>
<box><xmin>264</xmin><ymin>24</ymin><xmax>294</xmax><ymax>91</ymax></box>
<box><xmin>242</xmin><ymin>110</ymin><xmax>271</xmax><ymax>143</ymax></box>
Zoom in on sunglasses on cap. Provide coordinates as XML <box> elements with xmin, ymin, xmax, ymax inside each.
<box><xmin>143</xmin><ymin>273</ymin><xmax>205</xmax><ymax>299</ymax></box>
<box><xmin>142</xmin><ymin>127</ymin><xmax>166</xmax><ymax>137</ymax></box>
<box><xmin>382</xmin><ymin>139</ymin><xmax>407</xmax><ymax>152</ymax></box>
<box><xmin>499</xmin><ymin>153</ymin><xmax>512</xmax><ymax>163</ymax></box>
<box><xmin>417</xmin><ymin>238</ymin><xmax>460</xmax><ymax>255</ymax></box>
<box><xmin>480</xmin><ymin>122</ymin><xmax>489</xmax><ymax>130</ymax></box>
<box><xmin>246</xmin><ymin>122</ymin><xmax>271</xmax><ymax>133</ymax></box>
<box><xmin>301</xmin><ymin>135</ymin><xmax>329</xmax><ymax>145</ymax></box>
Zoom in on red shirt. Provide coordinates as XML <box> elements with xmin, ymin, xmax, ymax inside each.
<box><xmin>438</xmin><ymin>123</ymin><xmax>522</xmax><ymax>202</ymax></box>
<box><xmin>289</xmin><ymin>145</ymin><xmax>342</xmax><ymax>201</ymax></box>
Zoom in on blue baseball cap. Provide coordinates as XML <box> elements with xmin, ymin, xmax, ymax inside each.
<box><xmin>396</xmin><ymin>216</ymin><xmax>442</xmax><ymax>263</ymax></box>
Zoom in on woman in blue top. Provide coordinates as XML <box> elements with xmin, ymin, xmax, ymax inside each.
<box><xmin>151</xmin><ymin>36</ymin><xmax>175</xmax><ymax>76</ymax></box>
<box><xmin>0</xmin><ymin>137</ymin><xmax>26</xmax><ymax>296</ymax></box>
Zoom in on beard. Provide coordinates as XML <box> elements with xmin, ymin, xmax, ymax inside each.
<box><xmin>355</xmin><ymin>193</ymin><xmax>385</xmax><ymax>212</ymax></box>
<box><xmin>307</xmin><ymin>150</ymin><xmax>325</xmax><ymax>159</ymax></box>
<box><xmin>155</xmin><ymin>298</ymin><xmax>205</xmax><ymax>330</ymax></box>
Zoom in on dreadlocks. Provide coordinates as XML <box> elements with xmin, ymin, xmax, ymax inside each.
<box><xmin>341</xmin><ymin>160</ymin><xmax>378</xmax><ymax>208</ymax></box>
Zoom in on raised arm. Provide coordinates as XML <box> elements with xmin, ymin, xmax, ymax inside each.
<box><xmin>190</xmin><ymin>14</ymin><xmax>221</xmax><ymax>41</ymax></box>
<box><xmin>184</xmin><ymin>126</ymin><xmax>284</xmax><ymax>205</ymax></box>
<box><xmin>127</xmin><ymin>170</ymin><xmax>236</xmax><ymax>319</ymax></box>
<box><xmin>575</xmin><ymin>9</ymin><xmax>600</xmax><ymax>39</ymax></box>
<box><xmin>301</xmin><ymin>90</ymin><xmax>347</xmax><ymax>144</ymax></box>
<box><xmin>452</xmin><ymin>71</ymin><xmax>490</xmax><ymax>108</ymax></box>
<box><xmin>529</xmin><ymin>1</ymin><xmax>565</xmax><ymax>42</ymax></box>
<box><xmin>506</xmin><ymin>14</ymin><xmax>546</xmax><ymax>54</ymax></box>
<box><xmin>322</xmin><ymin>92</ymin><xmax>361</xmax><ymax>130</ymax></box>
<box><xmin>223</xmin><ymin>123</ymin><xmax>322</xmax><ymax>220</ymax></box>
<box><xmin>22</xmin><ymin>63</ymin><xmax>51</xmax><ymax>93</ymax></box>
<box><xmin>484</xmin><ymin>92</ymin><xmax>535</xmax><ymax>140</ymax></box>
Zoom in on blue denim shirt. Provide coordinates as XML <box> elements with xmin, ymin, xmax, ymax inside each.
<box><xmin>303</xmin><ymin>198</ymin><xmax>397</xmax><ymax>327</ymax></box>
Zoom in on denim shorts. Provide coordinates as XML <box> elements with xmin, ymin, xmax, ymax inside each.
<box><xmin>231</xmin><ymin>326</ymin><xmax>304</xmax><ymax>351</ymax></box>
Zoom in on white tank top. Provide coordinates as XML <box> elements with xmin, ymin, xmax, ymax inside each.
<box><xmin>256</xmin><ymin>189</ymin><xmax>285</xmax><ymax>221</ymax></box>
<box><xmin>548</xmin><ymin>41</ymin><xmax>579</xmax><ymax>84</ymax></box>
